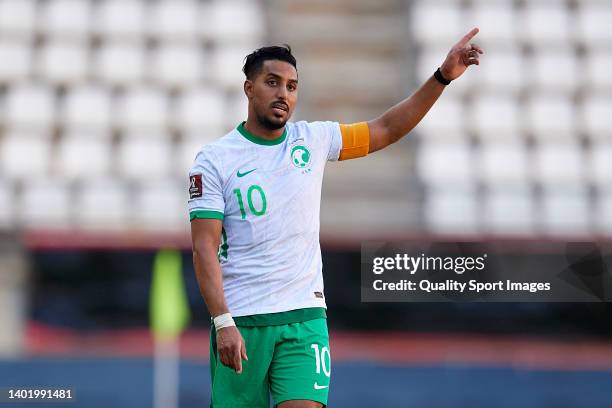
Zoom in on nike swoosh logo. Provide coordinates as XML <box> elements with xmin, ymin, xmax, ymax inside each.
<box><xmin>313</xmin><ymin>383</ymin><xmax>328</xmax><ymax>390</ymax></box>
<box><xmin>237</xmin><ymin>168</ymin><xmax>256</xmax><ymax>178</ymax></box>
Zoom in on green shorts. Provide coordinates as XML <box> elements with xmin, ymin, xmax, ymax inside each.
<box><xmin>209</xmin><ymin>308</ymin><xmax>331</xmax><ymax>407</ymax></box>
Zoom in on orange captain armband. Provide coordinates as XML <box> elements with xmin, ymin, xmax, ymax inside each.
<box><xmin>339</xmin><ymin>122</ymin><xmax>370</xmax><ymax>161</ymax></box>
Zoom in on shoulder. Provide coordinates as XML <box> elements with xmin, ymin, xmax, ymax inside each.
<box><xmin>190</xmin><ymin>130</ymin><xmax>243</xmax><ymax>177</ymax></box>
<box><xmin>192</xmin><ymin>128</ymin><xmax>242</xmax><ymax>164</ymax></box>
<box><xmin>287</xmin><ymin>120</ymin><xmax>340</xmax><ymax>142</ymax></box>
<box><xmin>289</xmin><ymin>120</ymin><xmax>339</xmax><ymax>133</ymax></box>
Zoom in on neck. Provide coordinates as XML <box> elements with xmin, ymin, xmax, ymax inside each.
<box><xmin>244</xmin><ymin>117</ymin><xmax>285</xmax><ymax>140</ymax></box>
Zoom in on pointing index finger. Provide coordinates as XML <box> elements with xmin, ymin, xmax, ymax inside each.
<box><xmin>458</xmin><ymin>27</ymin><xmax>479</xmax><ymax>47</ymax></box>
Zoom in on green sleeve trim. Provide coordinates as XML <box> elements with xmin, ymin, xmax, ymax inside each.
<box><xmin>190</xmin><ymin>210</ymin><xmax>224</xmax><ymax>221</ymax></box>
<box><xmin>232</xmin><ymin>307</ymin><xmax>326</xmax><ymax>327</ymax></box>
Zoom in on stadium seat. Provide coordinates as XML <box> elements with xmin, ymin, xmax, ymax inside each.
<box><xmin>94</xmin><ymin>41</ymin><xmax>145</xmax><ymax>86</ymax></box>
<box><xmin>581</xmin><ymin>93</ymin><xmax>612</xmax><ymax>138</ymax></box>
<box><xmin>75</xmin><ymin>178</ymin><xmax>129</xmax><ymax>228</ymax></box>
<box><xmin>417</xmin><ymin>140</ymin><xmax>474</xmax><ymax>187</ymax></box>
<box><xmin>134</xmin><ymin>178</ymin><xmax>186</xmax><ymax>230</ymax></box>
<box><xmin>61</xmin><ymin>85</ymin><xmax>113</xmax><ymax>132</ymax></box>
<box><xmin>539</xmin><ymin>187</ymin><xmax>592</xmax><ymax>236</ymax></box>
<box><xmin>529</xmin><ymin>48</ymin><xmax>578</xmax><ymax>93</ymax></box>
<box><xmin>469</xmin><ymin>93</ymin><xmax>520</xmax><ymax>138</ymax></box>
<box><xmin>533</xmin><ymin>141</ymin><xmax>585</xmax><ymax>186</ymax></box>
<box><xmin>416</xmin><ymin>48</ymin><xmax>450</xmax><ymax>84</ymax></box>
<box><xmin>415</xmin><ymin>95</ymin><xmax>465</xmax><ymax>138</ymax></box>
<box><xmin>424</xmin><ymin>186</ymin><xmax>480</xmax><ymax>234</ymax></box>
<box><xmin>0</xmin><ymin>179</ymin><xmax>14</xmax><ymax>228</ymax></box>
<box><xmin>40</xmin><ymin>0</ymin><xmax>92</xmax><ymax>40</ymax></box>
<box><xmin>0</xmin><ymin>0</ymin><xmax>36</xmax><ymax>39</ymax></box>
<box><xmin>586</xmin><ymin>141</ymin><xmax>612</xmax><ymax>188</ymax></box>
<box><xmin>521</xmin><ymin>2</ymin><xmax>570</xmax><ymax>46</ymax></box>
<box><xmin>150</xmin><ymin>43</ymin><xmax>204</xmax><ymax>89</ymax></box>
<box><xmin>224</xmin><ymin>92</ymin><xmax>249</xmax><ymax>129</ymax></box>
<box><xmin>173</xmin><ymin>87</ymin><xmax>225</xmax><ymax>133</ymax></box>
<box><xmin>148</xmin><ymin>0</ymin><xmax>199</xmax><ymax>42</ymax></box>
<box><xmin>478</xmin><ymin>140</ymin><xmax>530</xmax><ymax>186</ymax></box>
<box><xmin>0</xmin><ymin>132</ymin><xmax>52</xmax><ymax>179</ymax></box>
<box><xmin>4</xmin><ymin>83</ymin><xmax>55</xmax><ymax>131</ymax></box>
<box><xmin>115</xmin><ymin>86</ymin><xmax>169</xmax><ymax>132</ymax></box>
<box><xmin>585</xmin><ymin>52</ymin><xmax>612</xmax><ymax>91</ymax></box>
<box><xmin>483</xmin><ymin>186</ymin><xmax>534</xmax><ymax>235</ymax></box>
<box><xmin>177</xmin><ymin>136</ymin><xmax>206</xmax><ymax>177</ymax></box>
<box><xmin>116</xmin><ymin>135</ymin><xmax>172</xmax><ymax>180</ymax></box>
<box><xmin>526</xmin><ymin>94</ymin><xmax>576</xmax><ymax>139</ymax></box>
<box><xmin>55</xmin><ymin>134</ymin><xmax>112</xmax><ymax>180</ymax></box>
<box><xmin>0</xmin><ymin>39</ymin><xmax>32</xmax><ymax>83</ymax></box>
<box><xmin>208</xmin><ymin>0</ymin><xmax>265</xmax><ymax>42</ymax></box>
<box><xmin>576</xmin><ymin>2</ymin><xmax>612</xmax><ymax>47</ymax></box>
<box><xmin>479</xmin><ymin>48</ymin><xmax>524</xmax><ymax>94</ymax></box>
<box><xmin>411</xmin><ymin>1</ymin><xmax>463</xmax><ymax>45</ymax></box>
<box><xmin>19</xmin><ymin>178</ymin><xmax>72</xmax><ymax>228</ymax></box>
<box><xmin>211</xmin><ymin>46</ymin><xmax>258</xmax><ymax>90</ymax></box>
<box><xmin>469</xmin><ymin>0</ymin><xmax>516</xmax><ymax>45</ymax></box>
<box><xmin>37</xmin><ymin>40</ymin><xmax>89</xmax><ymax>85</ymax></box>
<box><xmin>94</xmin><ymin>0</ymin><xmax>146</xmax><ymax>40</ymax></box>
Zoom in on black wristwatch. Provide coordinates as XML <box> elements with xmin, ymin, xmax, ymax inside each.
<box><xmin>434</xmin><ymin>67</ymin><xmax>451</xmax><ymax>85</ymax></box>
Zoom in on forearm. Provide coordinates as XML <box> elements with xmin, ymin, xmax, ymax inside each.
<box><xmin>376</xmin><ymin>75</ymin><xmax>445</xmax><ymax>145</ymax></box>
<box><xmin>192</xmin><ymin>246</ymin><xmax>229</xmax><ymax>318</ymax></box>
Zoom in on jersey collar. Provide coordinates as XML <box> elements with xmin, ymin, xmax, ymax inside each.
<box><xmin>237</xmin><ymin>122</ymin><xmax>287</xmax><ymax>146</ymax></box>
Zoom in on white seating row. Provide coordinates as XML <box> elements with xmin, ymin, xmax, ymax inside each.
<box><xmin>0</xmin><ymin>177</ymin><xmax>188</xmax><ymax>230</ymax></box>
<box><xmin>0</xmin><ymin>133</ymin><xmax>215</xmax><ymax>181</ymax></box>
<box><xmin>425</xmin><ymin>185</ymin><xmax>612</xmax><ymax>236</ymax></box>
<box><xmin>0</xmin><ymin>84</ymin><xmax>247</xmax><ymax>132</ymax></box>
<box><xmin>417</xmin><ymin>93</ymin><xmax>612</xmax><ymax>139</ymax></box>
<box><xmin>417</xmin><ymin>47</ymin><xmax>612</xmax><ymax>94</ymax></box>
<box><xmin>0</xmin><ymin>40</ymin><xmax>257</xmax><ymax>88</ymax></box>
<box><xmin>2</xmin><ymin>177</ymin><xmax>611</xmax><ymax>236</ymax></box>
<box><xmin>0</xmin><ymin>0</ymin><xmax>264</xmax><ymax>42</ymax></box>
<box><xmin>416</xmin><ymin>139</ymin><xmax>612</xmax><ymax>188</ymax></box>
<box><xmin>412</xmin><ymin>0</ymin><xmax>612</xmax><ymax>47</ymax></box>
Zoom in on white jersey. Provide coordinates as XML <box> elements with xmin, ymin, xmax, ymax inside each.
<box><xmin>188</xmin><ymin>121</ymin><xmax>344</xmax><ymax>317</ymax></box>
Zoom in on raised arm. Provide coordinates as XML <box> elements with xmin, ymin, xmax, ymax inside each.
<box><xmin>191</xmin><ymin>218</ymin><xmax>248</xmax><ymax>373</ymax></box>
<box><xmin>367</xmin><ymin>27</ymin><xmax>483</xmax><ymax>153</ymax></box>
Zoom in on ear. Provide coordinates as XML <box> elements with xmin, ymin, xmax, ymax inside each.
<box><xmin>244</xmin><ymin>80</ymin><xmax>253</xmax><ymax>99</ymax></box>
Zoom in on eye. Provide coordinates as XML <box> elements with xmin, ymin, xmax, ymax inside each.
<box><xmin>267</xmin><ymin>79</ymin><xmax>277</xmax><ymax>86</ymax></box>
<box><xmin>288</xmin><ymin>84</ymin><xmax>297</xmax><ymax>92</ymax></box>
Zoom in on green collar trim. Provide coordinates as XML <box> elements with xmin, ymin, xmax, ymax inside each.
<box><xmin>237</xmin><ymin>122</ymin><xmax>287</xmax><ymax>146</ymax></box>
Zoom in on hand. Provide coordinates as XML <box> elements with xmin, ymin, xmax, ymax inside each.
<box><xmin>440</xmin><ymin>27</ymin><xmax>484</xmax><ymax>81</ymax></box>
<box><xmin>216</xmin><ymin>326</ymin><xmax>248</xmax><ymax>374</ymax></box>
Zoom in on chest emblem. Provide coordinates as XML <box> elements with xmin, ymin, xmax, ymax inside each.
<box><xmin>291</xmin><ymin>145</ymin><xmax>311</xmax><ymax>168</ymax></box>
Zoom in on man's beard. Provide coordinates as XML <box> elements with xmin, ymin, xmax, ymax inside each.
<box><xmin>256</xmin><ymin>111</ymin><xmax>287</xmax><ymax>131</ymax></box>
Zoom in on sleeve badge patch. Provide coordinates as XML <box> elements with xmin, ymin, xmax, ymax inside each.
<box><xmin>189</xmin><ymin>174</ymin><xmax>203</xmax><ymax>199</ymax></box>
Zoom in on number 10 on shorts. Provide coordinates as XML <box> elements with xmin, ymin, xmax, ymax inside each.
<box><xmin>311</xmin><ymin>344</ymin><xmax>331</xmax><ymax>376</ymax></box>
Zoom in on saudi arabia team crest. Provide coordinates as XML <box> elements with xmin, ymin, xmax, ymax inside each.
<box><xmin>290</xmin><ymin>145</ymin><xmax>312</xmax><ymax>173</ymax></box>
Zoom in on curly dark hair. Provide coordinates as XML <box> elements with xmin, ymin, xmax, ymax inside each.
<box><xmin>242</xmin><ymin>45</ymin><xmax>297</xmax><ymax>80</ymax></box>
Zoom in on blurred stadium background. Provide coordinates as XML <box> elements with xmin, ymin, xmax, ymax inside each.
<box><xmin>0</xmin><ymin>0</ymin><xmax>611</xmax><ymax>406</ymax></box>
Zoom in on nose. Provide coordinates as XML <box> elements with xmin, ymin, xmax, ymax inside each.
<box><xmin>275</xmin><ymin>85</ymin><xmax>288</xmax><ymax>100</ymax></box>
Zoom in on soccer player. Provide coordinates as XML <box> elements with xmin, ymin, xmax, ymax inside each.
<box><xmin>189</xmin><ymin>28</ymin><xmax>483</xmax><ymax>408</ymax></box>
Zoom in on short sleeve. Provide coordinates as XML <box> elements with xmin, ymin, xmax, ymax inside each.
<box><xmin>188</xmin><ymin>148</ymin><xmax>225</xmax><ymax>221</ymax></box>
<box><xmin>305</xmin><ymin>121</ymin><xmax>343</xmax><ymax>162</ymax></box>
<box><xmin>326</xmin><ymin>122</ymin><xmax>343</xmax><ymax>162</ymax></box>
